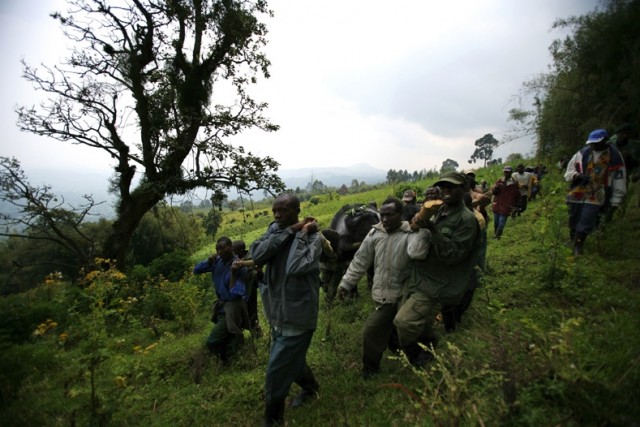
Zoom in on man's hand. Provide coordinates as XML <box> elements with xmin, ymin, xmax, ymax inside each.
<box><xmin>337</xmin><ymin>286</ymin><xmax>348</xmax><ymax>300</ymax></box>
<box><xmin>291</xmin><ymin>216</ymin><xmax>317</xmax><ymax>233</ymax></box>
<box><xmin>301</xmin><ymin>217</ymin><xmax>318</xmax><ymax>234</ymax></box>
<box><xmin>572</xmin><ymin>173</ymin><xmax>590</xmax><ymax>186</ymax></box>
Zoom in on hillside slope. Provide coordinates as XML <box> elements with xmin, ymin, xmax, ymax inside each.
<box><xmin>2</xmin><ymin>167</ymin><xmax>639</xmax><ymax>426</ymax></box>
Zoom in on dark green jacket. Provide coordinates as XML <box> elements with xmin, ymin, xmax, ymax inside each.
<box><xmin>411</xmin><ymin>203</ymin><xmax>481</xmax><ymax>306</ymax></box>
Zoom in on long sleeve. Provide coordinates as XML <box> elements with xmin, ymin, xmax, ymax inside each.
<box><xmin>286</xmin><ymin>231</ymin><xmax>323</xmax><ymax>276</ymax></box>
<box><xmin>339</xmin><ymin>231</ymin><xmax>375</xmax><ymax>292</ymax></box>
<box><xmin>431</xmin><ymin>216</ymin><xmax>478</xmax><ymax>265</ymax></box>
<box><xmin>250</xmin><ymin>222</ymin><xmax>295</xmax><ymax>266</ymax></box>
<box><xmin>193</xmin><ymin>259</ymin><xmax>213</xmax><ymax>274</ymax></box>
<box><xmin>564</xmin><ymin>151</ymin><xmax>582</xmax><ymax>182</ymax></box>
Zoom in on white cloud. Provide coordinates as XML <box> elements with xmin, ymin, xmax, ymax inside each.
<box><xmin>1</xmin><ymin>0</ymin><xmax>599</xmax><ymax>185</ymax></box>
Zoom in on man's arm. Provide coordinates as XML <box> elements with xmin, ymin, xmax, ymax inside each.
<box><xmin>280</xmin><ymin>219</ymin><xmax>322</xmax><ymax>277</ymax></box>
<box><xmin>564</xmin><ymin>151</ymin><xmax>582</xmax><ymax>182</ymax></box>
<box><xmin>193</xmin><ymin>257</ymin><xmax>216</xmax><ymax>275</ymax></box>
<box><xmin>338</xmin><ymin>230</ymin><xmax>376</xmax><ymax>292</ymax></box>
<box><xmin>429</xmin><ymin>218</ymin><xmax>478</xmax><ymax>265</ymax></box>
<box><xmin>250</xmin><ymin>222</ymin><xmax>295</xmax><ymax>266</ymax></box>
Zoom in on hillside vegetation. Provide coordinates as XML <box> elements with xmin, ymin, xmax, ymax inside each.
<box><xmin>2</xmin><ymin>165</ymin><xmax>639</xmax><ymax>426</ymax></box>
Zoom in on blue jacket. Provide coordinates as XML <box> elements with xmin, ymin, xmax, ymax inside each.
<box><xmin>193</xmin><ymin>255</ymin><xmax>248</xmax><ymax>303</ymax></box>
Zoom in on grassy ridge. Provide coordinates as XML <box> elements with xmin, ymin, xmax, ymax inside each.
<box><xmin>2</xmin><ymin>166</ymin><xmax>639</xmax><ymax>426</ymax></box>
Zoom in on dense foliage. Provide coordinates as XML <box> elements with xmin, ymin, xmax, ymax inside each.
<box><xmin>2</xmin><ymin>166</ymin><xmax>639</xmax><ymax>426</ymax></box>
<box><xmin>511</xmin><ymin>0</ymin><xmax>640</xmax><ymax>161</ymax></box>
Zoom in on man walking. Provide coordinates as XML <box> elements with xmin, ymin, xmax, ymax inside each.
<box><xmin>564</xmin><ymin>129</ymin><xmax>626</xmax><ymax>255</ymax></box>
<box><xmin>491</xmin><ymin>166</ymin><xmax>520</xmax><ymax>239</ymax></box>
<box><xmin>250</xmin><ymin>193</ymin><xmax>322</xmax><ymax>426</ymax></box>
<box><xmin>394</xmin><ymin>172</ymin><xmax>481</xmax><ymax>365</ymax></box>
<box><xmin>337</xmin><ymin>197</ymin><xmax>429</xmax><ymax>377</ymax></box>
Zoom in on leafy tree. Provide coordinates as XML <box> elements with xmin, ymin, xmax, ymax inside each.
<box><xmin>179</xmin><ymin>200</ymin><xmax>194</xmax><ymax>213</ymax></box>
<box><xmin>440</xmin><ymin>159</ymin><xmax>459</xmax><ymax>173</ymax></box>
<box><xmin>203</xmin><ymin>207</ymin><xmax>223</xmax><ymax>237</ymax></box>
<box><xmin>128</xmin><ymin>203</ymin><xmax>203</xmax><ymax>267</ymax></box>
<box><xmin>0</xmin><ymin>157</ymin><xmax>103</xmax><ymax>274</ymax></box>
<box><xmin>468</xmin><ymin>134</ymin><xmax>499</xmax><ymax>167</ymax></box>
<box><xmin>308</xmin><ymin>179</ymin><xmax>326</xmax><ymax>195</ymax></box>
<box><xmin>227</xmin><ymin>200</ymin><xmax>240</xmax><ymax>212</ymax></box>
<box><xmin>386</xmin><ymin>169</ymin><xmax>398</xmax><ymax>184</ymax></box>
<box><xmin>511</xmin><ymin>0</ymin><xmax>640</xmax><ymax>161</ymax></box>
<box><xmin>506</xmin><ymin>153</ymin><xmax>524</xmax><ymax>164</ymax></box>
<box><xmin>15</xmin><ymin>0</ymin><xmax>285</xmax><ymax>269</ymax></box>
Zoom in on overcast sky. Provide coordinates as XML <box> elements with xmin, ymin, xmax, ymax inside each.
<box><xmin>1</xmin><ymin>0</ymin><xmax>600</xmax><ymax>181</ymax></box>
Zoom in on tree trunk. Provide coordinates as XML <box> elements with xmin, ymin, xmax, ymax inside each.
<box><xmin>103</xmin><ymin>189</ymin><xmax>163</xmax><ymax>271</ymax></box>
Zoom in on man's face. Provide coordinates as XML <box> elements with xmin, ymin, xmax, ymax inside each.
<box><xmin>591</xmin><ymin>141</ymin><xmax>608</xmax><ymax>152</ymax></box>
<box><xmin>379</xmin><ymin>203</ymin><xmax>402</xmax><ymax>233</ymax></box>
<box><xmin>425</xmin><ymin>188</ymin><xmax>440</xmax><ymax>201</ymax></box>
<box><xmin>272</xmin><ymin>197</ymin><xmax>299</xmax><ymax>228</ymax></box>
<box><xmin>216</xmin><ymin>241</ymin><xmax>234</xmax><ymax>262</ymax></box>
<box><xmin>504</xmin><ymin>170</ymin><xmax>513</xmax><ymax>179</ymax></box>
<box><xmin>439</xmin><ymin>182</ymin><xmax>465</xmax><ymax>206</ymax></box>
<box><xmin>466</xmin><ymin>174</ymin><xmax>476</xmax><ymax>187</ymax></box>
<box><xmin>516</xmin><ymin>165</ymin><xmax>524</xmax><ymax>174</ymax></box>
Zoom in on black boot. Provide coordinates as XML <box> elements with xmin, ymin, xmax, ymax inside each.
<box><xmin>402</xmin><ymin>343</ymin><xmax>433</xmax><ymax>369</ymax></box>
<box><xmin>441</xmin><ymin>306</ymin><xmax>457</xmax><ymax>333</ymax></box>
<box><xmin>291</xmin><ymin>365</ymin><xmax>319</xmax><ymax>408</ymax></box>
<box><xmin>573</xmin><ymin>232</ymin><xmax>587</xmax><ymax>256</ymax></box>
<box><xmin>262</xmin><ymin>401</ymin><xmax>285</xmax><ymax>427</ymax></box>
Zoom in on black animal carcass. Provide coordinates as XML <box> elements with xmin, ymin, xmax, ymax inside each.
<box><xmin>320</xmin><ymin>204</ymin><xmax>380</xmax><ymax>302</ymax></box>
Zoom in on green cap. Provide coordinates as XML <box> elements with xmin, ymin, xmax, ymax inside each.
<box><xmin>434</xmin><ymin>171</ymin><xmax>468</xmax><ymax>187</ymax></box>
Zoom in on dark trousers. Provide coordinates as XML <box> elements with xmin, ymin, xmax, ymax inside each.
<box><xmin>206</xmin><ymin>315</ymin><xmax>242</xmax><ymax>361</ymax></box>
<box><xmin>247</xmin><ymin>284</ymin><xmax>259</xmax><ymax>331</ymax></box>
<box><xmin>362</xmin><ymin>303</ymin><xmax>398</xmax><ymax>373</ymax></box>
<box><xmin>568</xmin><ymin>202</ymin><xmax>601</xmax><ymax>236</ymax></box>
<box><xmin>265</xmin><ymin>328</ymin><xmax>317</xmax><ymax>404</ymax></box>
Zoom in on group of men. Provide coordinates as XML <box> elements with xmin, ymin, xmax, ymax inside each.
<box><xmin>191</xmin><ymin>123</ymin><xmax>636</xmax><ymax>426</ymax></box>
<box><xmin>193</xmin><ymin>171</ymin><xmax>484</xmax><ymax>426</ymax></box>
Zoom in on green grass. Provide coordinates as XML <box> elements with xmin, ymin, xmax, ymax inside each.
<box><xmin>2</xmin><ymin>167</ymin><xmax>640</xmax><ymax>426</ymax></box>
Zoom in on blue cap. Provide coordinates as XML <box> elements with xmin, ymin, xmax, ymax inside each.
<box><xmin>586</xmin><ymin>129</ymin><xmax>609</xmax><ymax>144</ymax></box>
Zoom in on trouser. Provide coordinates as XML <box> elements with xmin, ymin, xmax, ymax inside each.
<box><xmin>393</xmin><ymin>291</ymin><xmax>441</xmax><ymax>348</ymax></box>
<box><xmin>568</xmin><ymin>202</ymin><xmax>601</xmax><ymax>237</ymax></box>
<box><xmin>493</xmin><ymin>213</ymin><xmax>509</xmax><ymax>236</ymax></box>
<box><xmin>247</xmin><ymin>283</ymin><xmax>260</xmax><ymax>332</ymax></box>
<box><xmin>264</xmin><ymin>328</ymin><xmax>317</xmax><ymax>405</ymax></box>
<box><xmin>206</xmin><ymin>315</ymin><xmax>243</xmax><ymax>361</ymax></box>
<box><xmin>362</xmin><ymin>303</ymin><xmax>398</xmax><ymax>373</ymax></box>
<box><xmin>518</xmin><ymin>194</ymin><xmax>528</xmax><ymax>213</ymax></box>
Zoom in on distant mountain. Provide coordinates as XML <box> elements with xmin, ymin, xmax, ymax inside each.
<box><xmin>1</xmin><ymin>164</ymin><xmax>387</xmax><ymax>220</ymax></box>
<box><xmin>278</xmin><ymin>163</ymin><xmax>387</xmax><ymax>190</ymax></box>
<box><xmin>14</xmin><ymin>168</ymin><xmax>116</xmax><ymax>219</ymax></box>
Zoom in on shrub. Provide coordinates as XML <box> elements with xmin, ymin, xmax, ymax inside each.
<box><xmin>147</xmin><ymin>250</ymin><xmax>191</xmax><ymax>282</ymax></box>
